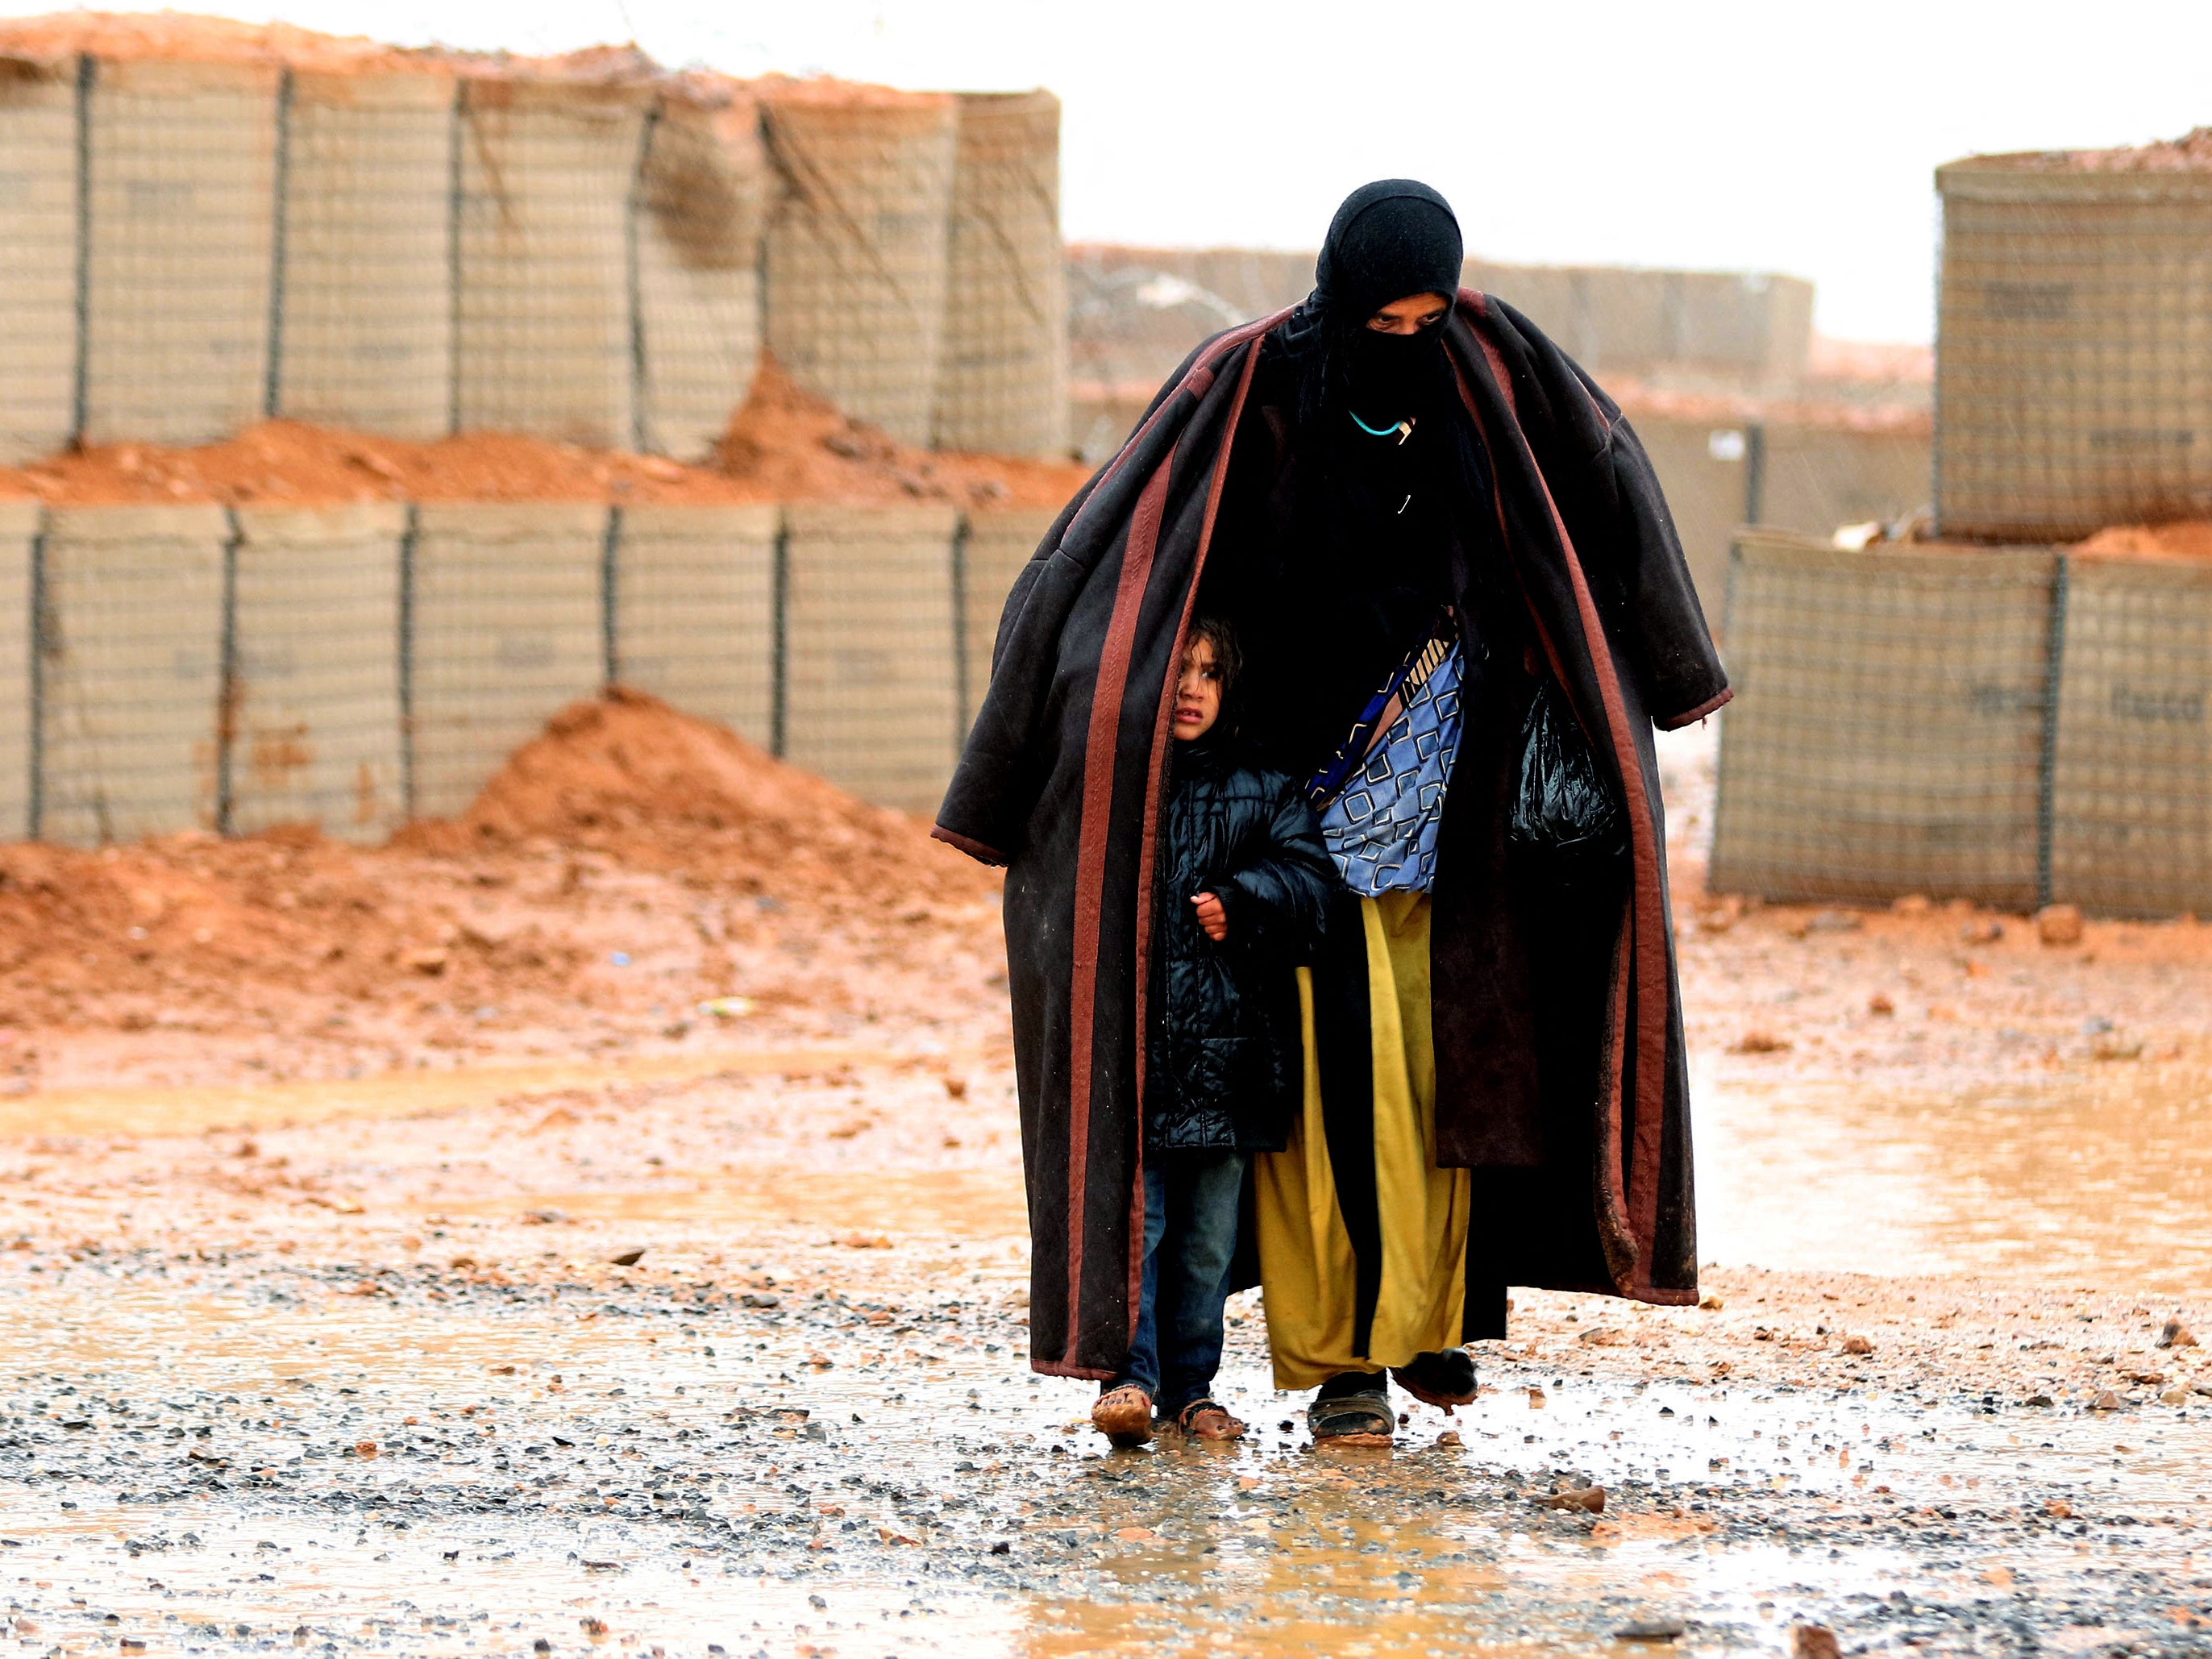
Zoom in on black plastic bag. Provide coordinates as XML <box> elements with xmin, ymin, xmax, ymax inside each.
<box><xmin>1509</xmin><ymin>681</ymin><xmax>1625</xmax><ymax>863</ymax></box>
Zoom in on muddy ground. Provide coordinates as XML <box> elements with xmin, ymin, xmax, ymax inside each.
<box><xmin>2</xmin><ymin>720</ymin><xmax>2210</xmax><ymax>1657</ymax></box>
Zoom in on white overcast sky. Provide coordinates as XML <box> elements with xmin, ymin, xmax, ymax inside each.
<box><xmin>29</xmin><ymin>0</ymin><xmax>2212</xmax><ymax>341</ymax></box>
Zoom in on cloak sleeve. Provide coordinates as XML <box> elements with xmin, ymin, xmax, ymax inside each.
<box><xmin>1220</xmin><ymin>777</ymin><xmax>1333</xmax><ymax>955</ymax></box>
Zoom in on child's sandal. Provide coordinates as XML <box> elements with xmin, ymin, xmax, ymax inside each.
<box><xmin>1091</xmin><ymin>1384</ymin><xmax>1154</xmax><ymax>1447</ymax></box>
<box><xmin>1174</xmin><ymin>1399</ymin><xmax>1245</xmax><ymax>1441</ymax></box>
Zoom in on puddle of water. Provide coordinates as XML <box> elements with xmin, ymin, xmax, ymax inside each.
<box><xmin>0</xmin><ymin>1046</ymin><xmax>917</xmax><ymax>1141</ymax></box>
<box><xmin>1700</xmin><ymin>1063</ymin><xmax>2212</xmax><ymax>1293</ymax></box>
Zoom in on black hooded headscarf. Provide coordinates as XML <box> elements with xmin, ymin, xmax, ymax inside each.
<box><xmin>1286</xmin><ymin>178</ymin><xmax>1466</xmax><ymax>427</ymax></box>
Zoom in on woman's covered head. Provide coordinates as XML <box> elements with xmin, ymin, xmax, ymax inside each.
<box><xmin>1292</xmin><ymin>179</ymin><xmax>1465</xmax><ymax>422</ymax></box>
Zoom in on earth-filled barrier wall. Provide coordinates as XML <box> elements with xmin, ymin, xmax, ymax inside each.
<box><xmin>2</xmin><ymin>496</ymin><xmax>1055</xmax><ymax>842</ymax></box>
<box><xmin>1712</xmin><ymin>529</ymin><xmax>2212</xmax><ymax>916</ymax></box>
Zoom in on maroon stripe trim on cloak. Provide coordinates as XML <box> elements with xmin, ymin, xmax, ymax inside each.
<box><xmin>1122</xmin><ymin>331</ymin><xmax>1270</xmax><ymax>1338</ymax></box>
<box><xmin>1062</xmin><ymin>455</ymin><xmax>1173</xmax><ymax>1358</ymax></box>
<box><xmin>1657</xmin><ymin>687</ymin><xmax>1734</xmax><ymax>730</ymax></box>
<box><xmin>1460</xmin><ymin>297</ymin><xmax>1671</xmax><ymax>1291</ymax></box>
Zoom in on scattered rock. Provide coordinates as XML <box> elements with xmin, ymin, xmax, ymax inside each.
<box><xmin>2158</xmin><ymin>1318</ymin><xmax>2197</xmax><ymax>1349</ymax></box>
<box><xmin>2024</xmin><ymin>1393</ymin><xmax>2055</xmax><ymax>1407</ymax></box>
<box><xmin>1731</xmin><ymin>1030</ymin><xmax>1791</xmax><ymax>1054</ymax></box>
<box><xmin>2091</xmin><ymin>1390</ymin><xmax>2123</xmax><ymax>1412</ymax></box>
<box><xmin>2035</xmin><ymin>904</ymin><xmax>2085</xmax><ymax>946</ymax></box>
<box><xmin>740</xmin><ymin>1292</ymin><xmax>781</xmax><ymax>1309</ymax></box>
<box><xmin>353</xmin><ymin>1441</ymin><xmax>377</xmax><ymax>1459</ymax></box>
<box><xmin>1536</xmin><ymin>1485</ymin><xmax>1604</xmax><ymax>1513</ymax></box>
<box><xmin>1698</xmin><ymin>1294</ymin><xmax>1724</xmax><ymax>1311</ymax></box>
<box><xmin>606</xmin><ymin>1247</ymin><xmax>645</xmax><ymax>1267</ymax></box>
<box><xmin>942</xmin><ymin>1075</ymin><xmax>968</xmax><ymax>1099</ymax></box>
<box><xmin>1841</xmin><ymin>1333</ymin><xmax>1874</xmax><ymax>1355</ymax></box>
<box><xmin>1435</xmin><ymin>1429</ymin><xmax>1462</xmax><ymax>1448</ymax></box>
<box><xmin>2044</xmin><ymin>1498</ymin><xmax>2073</xmax><ymax>1519</ymax></box>
<box><xmin>1866</xmin><ymin>992</ymin><xmax>1894</xmax><ymax>1016</ymax></box>
<box><xmin>2092</xmin><ymin>1033</ymin><xmax>2143</xmax><ymax>1061</ymax></box>
<box><xmin>1791</xmin><ymin>1625</ymin><xmax>1841</xmax><ymax>1659</ymax></box>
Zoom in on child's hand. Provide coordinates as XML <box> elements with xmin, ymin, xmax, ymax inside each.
<box><xmin>1191</xmin><ymin>892</ymin><xmax>1228</xmax><ymax>942</ymax></box>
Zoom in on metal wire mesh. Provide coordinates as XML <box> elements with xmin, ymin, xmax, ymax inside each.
<box><xmin>453</xmin><ymin>80</ymin><xmax>650</xmax><ymax>450</ymax></box>
<box><xmin>37</xmin><ymin>503</ymin><xmax>228</xmax><ymax>846</ymax></box>
<box><xmin>81</xmin><ymin>57</ymin><xmax>279</xmax><ymax>447</ymax></box>
<box><xmin>634</xmin><ymin>91</ymin><xmax>765</xmax><ymax>462</ymax></box>
<box><xmin>932</xmin><ymin>90</ymin><xmax>1067</xmax><ymax>458</ymax></box>
<box><xmin>2049</xmin><ymin>553</ymin><xmax>2212</xmax><ymax>916</ymax></box>
<box><xmin>0</xmin><ymin>502</ymin><xmax>34</xmax><ymax>839</ymax></box>
<box><xmin>229</xmin><ymin>502</ymin><xmax>406</xmax><ymax>842</ymax></box>
<box><xmin>782</xmin><ymin>501</ymin><xmax>959</xmax><ymax>813</ymax></box>
<box><xmin>1710</xmin><ymin>530</ymin><xmax>2059</xmax><ymax>908</ymax></box>
<box><xmin>406</xmin><ymin>501</ymin><xmax>608</xmax><ymax>819</ymax></box>
<box><xmin>0</xmin><ymin>53</ymin><xmax>77</xmax><ymax>464</ymax></box>
<box><xmin>1938</xmin><ymin>159</ymin><xmax>2212</xmax><ymax>541</ymax></box>
<box><xmin>958</xmin><ymin>504</ymin><xmax>1054</xmax><ymax>730</ymax></box>
<box><xmin>275</xmin><ymin>70</ymin><xmax>455</xmax><ymax>440</ymax></box>
<box><xmin>762</xmin><ymin>91</ymin><xmax>956</xmax><ymax>447</ymax></box>
<box><xmin>611</xmin><ymin>501</ymin><xmax>778</xmax><ymax>747</ymax></box>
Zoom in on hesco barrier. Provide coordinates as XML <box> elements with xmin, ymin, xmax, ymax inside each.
<box><xmin>611</xmin><ymin>501</ymin><xmax>779</xmax><ymax>748</ymax></box>
<box><xmin>0</xmin><ymin>503</ymin><xmax>34</xmax><ymax>838</ymax></box>
<box><xmin>7</xmin><ymin>495</ymin><xmax>1015</xmax><ymax>839</ymax></box>
<box><xmin>453</xmin><ymin>81</ymin><xmax>654</xmax><ymax>451</ymax></box>
<box><xmin>635</xmin><ymin>91</ymin><xmax>766</xmax><ymax>461</ymax></box>
<box><xmin>407</xmin><ymin>501</ymin><xmax>609</xmax><ymax>820</ymax></box>
<box><xmin>763</xmin><ymin>89</ymin><xmax>957</xmax><ymax>447</ymax></box>
<box><xmin>1937</xmin><ymin>156</ymin><xmax>2212</xmax><ymax>541</ymax></box>
<box><xmin>36</xmin><ymin>504</ymin><xmax>228</xmax><ymax>846</ymax></box>
<box><xmin>933</xmin><ymin>91</ymin><xmax>1067</xmax><ymax>458</ymax></box>
<box><xmin>1711</xmin><ymin>530</ymin><xmax>2059</xmax><ymax>909</ymax></box>
<box><xmin>2048</xmin><ymin>554</ymin><xmax>2212</xmax><ymax>916</ymax></box>
<box><xmin>958</xmin><ymin>504</ymin><xmax>1055</xmax><ymax>729</ymax></box>
<box><xmin>276</xmin><ymin>70</ymin><xmax>455</xmax><ymax>440</ymax></box>
<box><xmin>0</xmin><ymin>53</ymin><xmax>77</xmax><ymax>464</ymax></box>
<box><xmin>783</xmin><ymin>501</ymin><xmax>960</xmax><ymax>812</ymax></box>
<box><xmin>81</xmin><ymin>57</ymin><xmax>279</xmax><ymax>446</ymax></box>
<box><xmin>1714</xmin><ymin>530</ymin><xmax>2212</xmax><ymax>916</ymax></box>
<box><xmin>230</xmin><ymin>503</ymin><xmax>407</xmax><ymax>842</ymax></box>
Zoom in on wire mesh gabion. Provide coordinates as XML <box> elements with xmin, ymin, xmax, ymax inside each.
<box><xmin>782</xmin><ymin>501</ymin><xmax>960</xmax><ymax>813</ymax></box>
<box><xmin>761</xmin><ymin>87</ymin><xmax>956</xmax><ymax>448</ymax></box>
<box><xmin>0</xmin><ymin>52</ymin><xmax>77</xmax><ymax>464</ymax></box>
<box><xmin>1710</xmin><ymin>530</ymin><xmax>2060</xmax><ymax>908</ymax></box>
<box><xmin>2048</xmin><ymin>551</ymin><xmax>2212</xmax><ymax>917</ymax></box>
<box><xmin>36</xmin><ymin>503</ymin><xmax>229</xmax><ymax>846</ymax></box>
<box><xmin>81</xmin><ymin>56</ymin><xmax>278</xmax><ymax>447</ymax></box>
<box><xmin>453</xmin><ymin>78</ymin><xmax>651</xmax><ymax>451</ymax></box>
<box><xmin>0</xmin><ymin>501</ymin><xmax>34</xmax><ymax>839</ymax></box>
<box><xmin>276</xmin><ymin>69</ymin><xmax>456</xmax><ymax>440</ymax></box>
<box><xmin>611</xmin><ymin>501</ymin><xmax>779</xmax><ymax>747</ymax></box>
<box><xmin>228</xmin><ymin>501</ymin><xmax>407</xmax><ymax>842</ymax></box>
<box><xmin>1937</xmin><ymin>153</ymin><xmax>2212</xmax><ymax>542</ymax></box>
<box><xmin>957</xmin><ymin>504</ymin><xmax>1055</xmax><ymax>731</ymax></box>
<box><xmin>634</xmin><ymin>88</ymin><xmax>766</xmax><ymax>461</ymax></box>
<box><xmin>933</xmin><ymin>90</ymin><xmax>1067</xmax><ymax>459</ymax></box>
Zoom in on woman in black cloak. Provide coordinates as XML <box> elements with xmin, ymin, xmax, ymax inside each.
<box><xmin>933</xmin><ymin>179</ymin><xmax>1728</xmax><ymax>1447</ymax></box>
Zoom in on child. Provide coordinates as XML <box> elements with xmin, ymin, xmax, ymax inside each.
<box><xmin>1091</xmin><ymin>617</ymin><xmax>1334</xmax><ymax>1445</ymax></box>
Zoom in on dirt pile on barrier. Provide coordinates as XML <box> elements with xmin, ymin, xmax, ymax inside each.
<box><xmin>2008</xmin><ymin>127</ymin><xmax>2212</xmax><ymax>174</ymax></box>
<box><xmin>2074</xmin><ymin>522</ymin><xmax>2212</xmax><ymax>561</ymax></box>
<box><xmin>0</xmin><ymin>358</ymin><xmax>1087</xmax><ymax>509</ymax></box>
<box><xmin>0</xmin><ymin>692</ymin><xmax>999</xmax><ymax>1090</ymax></box>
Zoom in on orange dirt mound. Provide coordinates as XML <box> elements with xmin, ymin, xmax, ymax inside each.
<box><xmin>2074</xmin><ymin>522</ymin><xmax>2212</xmax><ymax>562</ymax></box>
<box><xmin>410</xmin><ymin>688</ymin><xmax>991</xmax><ymax>914</ymax></box>
<box><xmin>0</xmin><ymin>357</ymin><xmax>1085</xmax><ymax>510</ymax></box>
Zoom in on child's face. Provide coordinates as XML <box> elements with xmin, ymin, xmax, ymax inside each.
<box><xmin>1172</xmin><ymin>637</ymin><xmax>1224</xmax><ymax>742</ymax></box>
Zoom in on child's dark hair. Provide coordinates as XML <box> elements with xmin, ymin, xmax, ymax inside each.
<box><xmin>1186</xmin><ymin>615</ymin><xmax>1242</xmax><ymax>705</ymax></box>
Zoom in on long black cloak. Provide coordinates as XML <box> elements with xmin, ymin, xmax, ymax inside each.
<box><xmin>934</xmin><ymin>293</ymin><xmax>1732</xmax><ymax>1378</ymax></box>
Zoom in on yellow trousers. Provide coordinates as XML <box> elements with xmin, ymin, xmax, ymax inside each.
<box><xmin>1254</xmin><ymin>891</ymin><xmax>1471</xmax><ymax>1391</ymax></box>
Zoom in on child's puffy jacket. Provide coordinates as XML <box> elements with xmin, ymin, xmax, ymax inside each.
<box><xmin>1146</xmin><ymin>735</ymin><xmax>1334</xmax><ymax>1152</ymax></box>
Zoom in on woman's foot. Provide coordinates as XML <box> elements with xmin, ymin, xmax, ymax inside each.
<box><xmin>1173</xmin><ymin>1399</ymin><xmax>1246</xmax><ymax>1441</ymax></box>
<box><xmin>1391</xmin><ymin>1347</ymin><xmax>1477</xmax><ymax>1409</ymax></box>
<box><xmin>1307</xmin><ymin>1371</ymin><xmax>1394</xmax><ymax>1446</ymax></box>
<box><xmin>1091</xmin><ymin>1383</ymin><xmax>1155</xmax><ymax>1448</ymax></box>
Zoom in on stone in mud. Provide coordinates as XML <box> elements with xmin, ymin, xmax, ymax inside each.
<box><xmin>1791</xmin><ymin>1625</ymin><xmax>1841</xmax><ymax>1659</ymax></box>
<box><xmin>1841</xmin><ymin>1334</ymin><xmax>1874</xmax><ymax>1355</ymax></box>
<box><xmin>1615</xmin><ymin>1619</ymin><xmax>1687</xmax><ymax>1642</ymax></box>
<box><xmin>607</xmin><ymin>1247</ymin><xmax>646</xmax><ymax>1266</ymax></box>
<box><xmin>2157</xmin><ymin>1319</ymin><xmax>2197</xmax><ymax>1349</ymax></box>
<box><xmin>2091</xmin><ymin>1390</ymin><xmax>2122</xmax><ymax>1412</ymax></box>
<box><xmin>2161</xmin><ymin>1387</ymin><xmax>2191</xmax><ymax>1406</ymax></box>
<box><xmin>2035</xmin><ymin>904</ymin><xmax>2085</xmax><ymax>946</ymax></box>
<box><xmin>1536</xmin><ymin>1485</ymin><xmax>1604</xmax><ymax>1513</ymax></box>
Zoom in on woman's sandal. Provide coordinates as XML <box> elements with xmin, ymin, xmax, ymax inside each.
<box><xmin>1091</xmin><ymin>1384</ymin><xmax>1155</xmax><ymax>1448</ymax></box>
<box><xmin>1391</xmin><ymin>1348</ymin><xmax>1478</xmax><ymax>1411</ymax></box>
<box><xmin>1174</xmin><ymin>1399</ymin><xmax>1246</xmax><ymax>1441</ymax></box>
<box><xmin>1308</xmin><ymin>1385</ymin><xmax>1395</xmax><ymax>1447</ymax></box>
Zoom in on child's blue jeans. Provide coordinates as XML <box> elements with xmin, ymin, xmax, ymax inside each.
<box><xmin>1104</xmin><ymin>1150</ymin><xmax>1247</xmax><ymax>1416</ymax></box>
